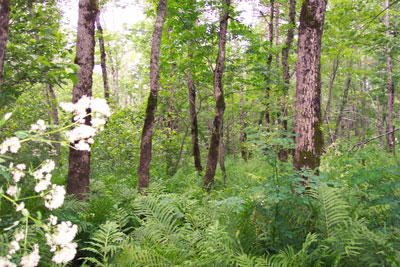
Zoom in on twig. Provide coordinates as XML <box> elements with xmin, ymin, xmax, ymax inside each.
<box><xmin>351</xmin><ymin>127</ymin><xmax>400</xmax><ymax>150</ymax></box>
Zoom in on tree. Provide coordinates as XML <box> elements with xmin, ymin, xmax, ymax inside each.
<box><xmin>66</xmin><ymin>0</ymin><xmax>98</xmax><ymax>200</ymax></box>
<box><xmin>384</xmin><ymin>0</ymin><xmax>394</xmax><ymax>151</ymax></box>
<box><xmin>96</xmin><ymin>11</ymin><xmax>110</xmax><ymax>103</ymax></box>
<box><xmin>137</xmin><ymin>0</ymin><xmax>167</xmax><ymax>192</ymax></box>
<box><xmin>203</xmin><ymin>0</ymin><xmax>230</xmax><ymax>192</ymax></box>
<box><xmin>293</xmin><ymin>0</ymin><xmax>327</xmax><ymax>173</ymax></box>
<box><xmin>0</xmin><ymin>0</ymin><xmax>10</xmax><ymax>85</ymax></box>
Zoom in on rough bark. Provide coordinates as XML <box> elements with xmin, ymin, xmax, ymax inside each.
<box><xmin>203</xmin><ymin>0</ymin><xmax>230</xmax><ymax>192</ymax></box>
<box><xmin>333</xmin><ymin>61</ymin><xmax>353</xmax><ymax>142</ymax></box>
<box><xmin>385</xmin><ymin>0</ymin><xmax>394</xmax><ymax>151</ymax></box>
<box><xmin>187</xmin><ymin>59</ymin><xmax>202</xmax><ymax>171</ymax></box>
<box><xmin>0</xmin><ymin>0</ymin><xmax>10</xmax><ymax>85</ymax></box>
<box><xmin>293</xmin><ymin>0</ymin><xmax>327</xmax><ymax>172</ymax></box>
<box><xmin>278</xmin><ymin>0</ymin><xmax>296</xmax><ymax>162</ymax></box>
<box><xmin>95</xmin><ymin>12</ymin><xmax>110</xmax><ymax>103</ymax></box>
<box><xmin>67</xmin><ymin>0</ymin><xmax>97</xmax><ymax>201</ymax></box>
<box><xmin>219</xmin><ymin>124</ymin><xmax>226</xmax><ymax>185</ymax></box>
<box><xmin>137</xmin><ymin>0</ymin><xmax>167</xmax><ymax>192</ymax></box>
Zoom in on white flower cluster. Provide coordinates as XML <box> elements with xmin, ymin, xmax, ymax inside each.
<box><xmin>20</xmin><ymin>244</ymin><xmax>40</xmax><ymax>267</ymax></box>
<box><xmin>44</xmin><ymin>185</ymin><xmax>66</xmax><ymax>210</ymax></box>
<box><xmin>46</xmin><ymin>221</ymin><xmax>78</xmax><ymax>264</ymax></box>
<box><xmin>60</xmin><ymin>96</ymin><xmax>110</xmax><ymax>152</ymax></box>
<box><xmin>30</xmin><ymin>119</ymin><xmax>46</xmax><ymax>132</ymax></box>
<box><xmin>33</xmin><ymin>159</ymin><xmax>55</xmax><ymax>193</ymax></box>
<box><xmin>0</xmin><ymin>137</ymin><xmax>21</xmax><ymax>154</ymax></box>
<box><xmin>0</xmin><ymin>231</ymin><xmax>38</xmax><ymax>267</ymax></box>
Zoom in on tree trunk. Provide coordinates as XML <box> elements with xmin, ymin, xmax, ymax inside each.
<box><xmin>45</xmin><ymin>83</ymin><xmax>60</xmax><ymax>165</ymax></box>
<box><xmin>274</xmin><ymin>2</ymin><xmax>280</xmax><ymax>69</ymax></box>
<box><xmin>278</xmin><ymin>0</ymin><xmax>296</xmax><ymax>162</ymax></box>
<box><xmin>376</xmin><ymin>95</ymin><xmax>384</xmax><ymax>148</ymax></box>
<box><xmin>67</xmin><ymin>0</ymin><xmax>97</xmax><ymax>201</ymax></box>
<box><xmin>264</xmin><ymin>0</ymin><xmax>275</xmax><ymax>127</ymax></box>
<box><xmin>203</xmin><ymin>0</ymin><xmax>230</xmax><ymax>192</ymax></box>
<box><xmin>239</xmin><ymin>88</ymin><xmax>248</xmax><ymax>160</ymax></box>
<box><xmin>108</xmin><ymin>49</ymin><xmax>119</xmax><ymax>105</ymax></box>
<box><xmin>293</xmin><ymin>0</ymin><xmax>327</xmax><ymax>173</ymax></box>
<box><xmin>137</xmin><ymin>0</ymin><xmax>167</xmax><ymax>193</ymax></box>
<box><xmin>219</xmin><ymin>123</ymin><xmax>226</xmax><ymax>186</ymax></box>
<box><xmin>323</xmin><ymin>54</ymin><xmax>340</xmax><ymax>125</ymax></box>
<box><xmin>95</xmin><ymin>12</ymin><xmax>110</xmax><ymax>103</ymax></box>
<box><xmin>187</xmin><ymin>58</ymin><xmax>202</xmax><ymax>172</ymax></box>
<box><xmin>0</xmin><ymin>0</ymin><xmax>10</xmax><ymax>85</ymax></box>
<box><xmin>333</xmin><ymin>61</ymin><xmax>353</xmax><ymax>142</ymax></box>
<box><xmin>167</xmin><ymin>63</ymin><xmax>177</xmax><ymax>136</ymax></box>
<box><xmin>385</xmin><ymin>0</ymin><xmax>394</xmax><ymax>151</ymax></box>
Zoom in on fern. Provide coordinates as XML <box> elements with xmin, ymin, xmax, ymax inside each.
<box><xmin>81</xmin><ymin>221</ymin><xmax>126</xmax><ymax>266</ymax></box>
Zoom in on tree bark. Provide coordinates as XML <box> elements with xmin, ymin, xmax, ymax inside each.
<box><xmin>203</xmin><ymin>0</ymin><xmax>230</xmax><ymax>192</ymax></box>
<box><xmin>95</xmin><ymin>12</ymin><xmax>110</xmax><ymax>103</ymax></box>
<box><xmin>264</xmin><ymin>0</ymin><xmax>275</xmax><ymax>127</ymax></box>
<box><xmin>323</xmin><ymin>54</ymin><xmax>340</xmax><ymax>125</ymax></box>
<box><xmin>67</xmin><ymin>0</ymin><xmax>97</xmax><ymax>201</ymax></box>
<box><xmin>384</xmin><ymin>0</ymin><xmax>394</xmax><ymax>151</ymax></box>
<box><xmin>293</xmin><ymin>0</ymin><xmax>327</xmax><ymax>173</ymax></box>
<box><xmin>187</xmin><ymin>58</ymin><xmax>202</xmax><ymax>172</ymax></box>
<box><xmin>278</xmin><ymin>0</ymin><xmax>296</xmax><ymax>162</ymax></box>
<box><xmin>45</xmin><ymin>83</ymin><xmax>60</xmax><ymax>165</ymax></box>
<box><xmin>333</xmin><ymin>61</ymin><xmax>353</xmax><ymax>142</ymax></box>
<box><xmin>376</xmin><ymin>95</ymin><xmax>384</xmax><ymax>148</ymax></box>
<box><xmin>137</xmin><ymin>0</ymin><xmax>167</xmax><ymax>193</ymax></box>
<box><xmin>0</xmin><ymin>0</ymin><xmax>10</xmax><ymax>85</ymax></box>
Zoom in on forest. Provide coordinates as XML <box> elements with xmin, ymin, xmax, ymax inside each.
<box><xmin>0</xmin><ymin>0</ymin><xmax>399</xmax><ymax>266</ymax></box>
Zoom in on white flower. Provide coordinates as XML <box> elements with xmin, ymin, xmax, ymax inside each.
<box><xmin>32</xmin><ymin>169</ymin><xmax>44</xmax><ymax>180</ymax></box>
<box><xmin>8</xmin><ymin>240</ymin><xmax>20</xmax><ymax>255</ymax></box>
<box><xmin>91</xmin><ymin>98</ymin><xmax>110</xmax><ymax>117</ymax></box>
<box><xmin>16</xmin><ymin>164</ymin><xmax>26</xmax><ymax>170</ymax></box>
<box><xmin>35</xmin><ymin>179</ymin><xmax>51</xmax><ymax>193</ymax></box>
<box><xmin>6</xmin><ymin>186</ymin><xmax>17</xmax><ymax>197</ymax></box>
<box><xmin>14</xmin><ymin>231</ymin><xmax>24</xmax><ymax>242</ymax></box>
<box><xmin>16</xmin><ymin>202</ymin><xmax>25</xmax><ymax>212</ymax></box>
<box><xmin>44</xmin><ymin>185</ymin><xmax>66</xmax><ymax>210</ymax></box>
<box><xmin>30</xmin><ymin>119</ymin><xmax>46</xmax><ymax>132</ymax></box>
<box><xmin>60</xmin><ymin>102</ymin><xmax>74</xmax><ymax>113</ymax></box>
<box><xmin>41</xmin><ymin>160</ymin><xmax>55</xmax><ymax>173</ymax></box>
<box><xmin>49</xmin><ymin>221</ymin><xmax>78</xmax><ymax>247</ymax></box>
<box><xmin>0</xmin><ymin>137</ymin><xmax>21</xmax><ymax>154</ymax></box>
<box><xmin>91</xmin><ymin>117</ymin><xmax>106</xmax><ymax>128</ymax></box>
<box><xmin>87</xmin><ymin>138</ymin><xmax>94</xmax><ymax>144</ymax></box>
<box><xmin>12</xmin><ymin>169</ymin><xmax>25</xmax><ymax>183</ymax></box>
<box><xmin>66</xmin><ymin>124</ymin><xmax>96</xmax><ymax>143</ymax></box>
<box><xmin>0</xmin><ymin>256</ymin><xmax>16</xmax><ymax>267</ymax></box>
<box><xmin>51</xmin><ymin>242</ymin><xmax>77</xmax><ymax>264</ymax></box>
<box><xmin>75</xmin><ymin>140</ymin><xmax>90</xmax><ymax>151</ymax></box>
<box><xmin>75</xmin><ymin>95</ymin><xmax>91</xmax><ymax>116</ymax></box>
<box><xmin>4</xmin><ymin>112</ymin><xmax>12</xmax><ymax>120</ymax></box>
<box><xmin>49</xmin><ymin>215</ymin><xmax>57</xmax><ymax>226</ymax></box>
<box><xmin>20</xmin><ymin>244</ymin><xmax>40</xmax><ymax>267</ymax></box>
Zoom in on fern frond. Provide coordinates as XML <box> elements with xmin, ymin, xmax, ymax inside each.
<box><xmin>81</xmin><ymin>221</ymin><xmax>126</xmax><ymax>266</ymax></box>
<box><xmin>309</xmin><ymin>185</ymin><xmax>349</xmax><ymax>238</ymax></box>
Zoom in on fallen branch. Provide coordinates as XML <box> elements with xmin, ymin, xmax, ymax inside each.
<box><xmin>351</xmin><ymin>127</ymin><xmax>400</xmax><ymax>150</ymax></box>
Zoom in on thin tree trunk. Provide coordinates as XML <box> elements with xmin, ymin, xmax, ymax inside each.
<box><xmin>333</xmin><ymin>61</ymin><xmax>353</xmax><ymax>142</ymax></box>
<box><xmin>219</xmin><ymin>124</ymin><xmax>226</xmax><ymax>186</ymax></box>
<box><xmin>376</xmin><ymin>95</ymin><xmax>384</xmax><ymax>147</ymax></box>
<box><xmin>167</xmin><ymin>63</ymin><xmax>176</xmax><ymax>136</ymax></box>
<box><xmin>67</xmin><ymin>0</ymin><xmax>97</xmax><ymax>201</ymax></box>
<box><xmin>274</xmin><ymin>2</ymin><xmax>280</xmax><ymax>69</ymax></box>
<box><xmin>385</xmin><ymin>0</ymin><xmax>394</xmax><ymax>151</ymax></box>
<box><xmin>95</xmin><ymin>13</ymin><xmax>110</xmax><ymax>103</ymax></box>
<box><xmin>187</xmin><ymin>58</ymin><xmax>202</xmax><ymax>171</ymax></box>
<box><xmin>264</xmin><ymin>0</ymin><xmax>275</xmax><ymax>127</ymax></box>
<box><xmin>239</xmin><ymin>88</ymin><xmax>248</xmax><ymax>160</ymax></box>
<box><xmin>137</xmin><ymin>0</ymin><xmax>167</xmax><ymax>193</ymax></box>
<box><xmin>360</xmin><ymin>60</ymin><xmax>366</xmax><ymax>143</ymax></box>
<box><xmin>323</xmin><ymin>54</ymin><xmax>340</xmax><ymax>124</ymax></box>
<box><xmin>172</xmin><ymin>125</ymin><xmax>189</xmax><ymax>174</ymax></box>
<box><xmin>108</xmin><ymin>49</ymin><xmax>119</xmax><ymax>105</ymax></box>
<box><xmin>203</xmin><ymin>0</ymin><xmax>230</xmax><ymax>192</ymax></box>
<box><xmin>45</xmin><ymin>83</ymin><xmax>60</xmax><ymax>165</ymax></box>
<box><xmin>278</xmin><ymin>0</ymin><xmax>295</xmax><ymax>162</ymax></box>
<box><xmin>0</xmin><ymin>0</ymin><xmax>10</xmax><ymax>85</ymax></box>
<box><xmin>293</xmin><ymin>0</ymin><xmax>327</xmax><ymax>173</ymax></box>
